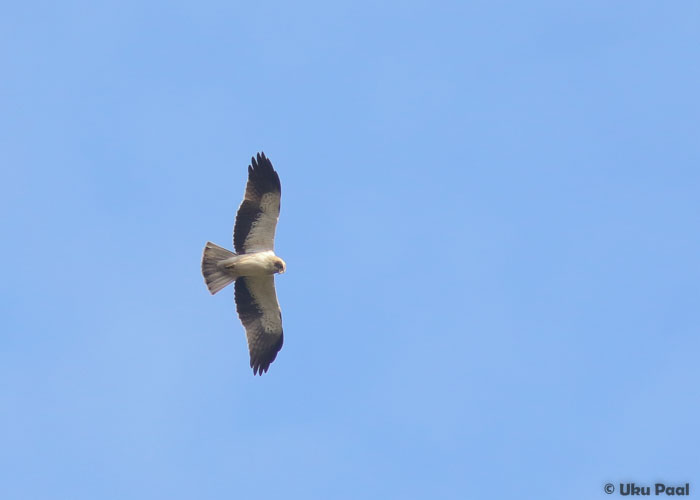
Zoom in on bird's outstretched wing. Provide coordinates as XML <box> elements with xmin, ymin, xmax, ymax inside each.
<box><xmin>234</xmin><ymin>276</ymin><xmax>283</xmax><ymax>375</ymax></box>
<box><xmin>233</xmin><ymin>152</ymin><xmax>281</xmax><ymax>254</ymax></box>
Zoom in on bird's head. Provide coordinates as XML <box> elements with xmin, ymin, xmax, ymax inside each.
<box><xmin>273</xmin><ymin>257</ymin><xmax>286</xmax><ymax>274</ymax></box>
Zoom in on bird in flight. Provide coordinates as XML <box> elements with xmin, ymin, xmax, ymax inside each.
<box><xmin>201</xmin><ymin>152</ymin><xmax>286</xmax><ymax>375</ymax></box>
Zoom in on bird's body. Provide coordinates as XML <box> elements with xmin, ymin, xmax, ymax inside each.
<box><xmin>219</xmin><ymin>251</ymin><xmax>284</xmax><ymax>277</ymax></box>
<box><xmin>201</xmin><ymin>152</ymin><xmax>285</xmax><ymax>375</ymax></box>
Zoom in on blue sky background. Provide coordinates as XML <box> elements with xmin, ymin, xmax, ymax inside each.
<box><xmin>2</xmin><ymin>1</ymin><xmax>699</xmax><ymax>499</ymax></box>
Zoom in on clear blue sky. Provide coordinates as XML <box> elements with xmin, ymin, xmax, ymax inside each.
<box><xmin>2</xmin><ymin>1</ymin><xmax>699</xmax><ymax>499</ymax></box>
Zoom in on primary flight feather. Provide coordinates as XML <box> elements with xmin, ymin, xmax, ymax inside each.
<box><xmin>201</xmin><ymin>152</ymin><xmax>286</xmax><ymax>375</ymax></box>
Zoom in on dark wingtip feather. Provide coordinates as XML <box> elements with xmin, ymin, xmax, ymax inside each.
<box><xmin>247</xmin><ymin>151</ymin><xmax>281</xmax><ymax>194</ymax></box>
<box><xmin>251</xmin><ymin>361</ymin><xmax>270</xmax><ymax>376</ymax></box>
<box><xmin>249</xmin><ymin>333</ymin><xmax>284</xmax><ymax>376</ymax></box>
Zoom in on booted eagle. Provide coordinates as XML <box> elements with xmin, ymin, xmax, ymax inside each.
<box><xmin>201</xmin><ymin>152</ymin><xmax>286</xmax><ymax>375</ymax></box>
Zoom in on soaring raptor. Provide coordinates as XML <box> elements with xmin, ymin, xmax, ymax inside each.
<box><xmin>201</xmin><ymin>152</ymin><xmax>286</xmax><ymax>375</ymax></box>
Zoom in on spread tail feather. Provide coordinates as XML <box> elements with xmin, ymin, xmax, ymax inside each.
<box><xmin>202</xmin><ymin>242</ymin><xmax>238</xmax><ymax>294</ymax></box>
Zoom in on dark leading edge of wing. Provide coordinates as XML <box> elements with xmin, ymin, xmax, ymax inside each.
<box><xmin>234</xmin><ymin>277</ymin><xmax>284</xmax><ymax>375</ymax></box>
<box><xmin>233</xmin><ymin>152</ymin><xmax>282</xmax><ymax>254</ymax></box>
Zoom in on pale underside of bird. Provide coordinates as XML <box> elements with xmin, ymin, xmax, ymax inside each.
<box><xmin>201</xmin><ymin>152</ymin><xmax>286</xmax><ymax>375</ymax></box>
